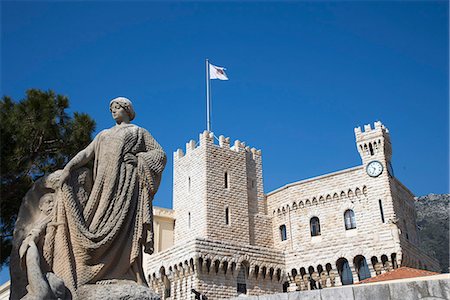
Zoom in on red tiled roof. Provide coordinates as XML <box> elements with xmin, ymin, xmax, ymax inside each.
<box><xmin>358</xmin><ymin>267</ymin><xmax>439</xmax><ymax>284</ymax></box>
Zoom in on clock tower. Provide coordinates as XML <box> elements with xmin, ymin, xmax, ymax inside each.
<box><xmin>354</xmin><ymin>121</ymin><xmax>393</xmax><ymax>177</ymax></box>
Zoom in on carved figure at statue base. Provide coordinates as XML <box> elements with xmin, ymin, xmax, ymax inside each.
<box><xmin>10</xmin><ymin>97</ymin><xmax>166</xmax><ymax>300</ymax></box>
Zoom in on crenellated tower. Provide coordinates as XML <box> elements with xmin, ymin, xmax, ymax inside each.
<box><xmin>173</xmin><ymin>130</ymin><xmax>272</xmax><ymax>247</ymax></box>
<box><xmin>354</xmin><ymin>121</ymin><xmax>393</xmax><ymax>176</ymax></box>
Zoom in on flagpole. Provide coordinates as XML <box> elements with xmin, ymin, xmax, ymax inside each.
<box><xmin>206</xmin><ymin>59</ymin><xmax>211</xmax><ymax>131</ymax></box>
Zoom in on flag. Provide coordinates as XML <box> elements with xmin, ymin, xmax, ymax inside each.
<box><xmin>209</xmin><ymin>63</ymin><xmax>229</xmax><ymax>80</ymax></box>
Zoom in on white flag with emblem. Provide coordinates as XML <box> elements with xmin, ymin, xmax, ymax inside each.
<box><xmin>209</xmin><ymin>63</ymin><xmax>229</xmax><ymax>80</ymax></box>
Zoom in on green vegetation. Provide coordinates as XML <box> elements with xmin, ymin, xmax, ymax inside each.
<box><xmin>0</xmin><ymin>89</ymin><xmax>95</xmax><ymax>267</ymax></box>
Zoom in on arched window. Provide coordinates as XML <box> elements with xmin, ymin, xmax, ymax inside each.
<box><xmin>336</xmin><ymin>258</ymin><xmax>353</xmax><ymax>285</ymax></box>
<box><xmin>354</xmin><ymin>255</ymin><xmax>371</xmax><ymax>281</ymax></box>
<box><xmin>310</xmin><ymin>217</ymin><xmax>321</xmax><ymax>236</ymax></box>
<box><xmin>280</xmin><ymin>224</ymin><xmax>287</xmax><ymax>241</ymax></box>
<box><xmin>344</xmin><ymin>210</ymin><xmax>356</xmax><ymax>230</ymax></box>
<box><xmin>237</xmin><ymin>263</ymin><xmax>247</xmax><ymax>294</ymax></box>
<box><xmin>369</xmin><ymin>143</ymin><xmax>374</xmax><ymax>155</ymax></box>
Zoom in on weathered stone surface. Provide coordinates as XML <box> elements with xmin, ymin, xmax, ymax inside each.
<box><xmin>354</xmin><ymin>283</ymin><xmax>390</xmax><ymax>300</ymax></box>
<box><xmin>287</xmin><ymin>290</ymin><xmax>320</xmax><ymax>300</ymax></box>
<box><xmin>77</xmin><ymin>282</ymin><xmax>161</xmax><ymax>300</ymax></box>
<box><xmin>10</xmin><ymin>97</ymin><xmax>166</xmax><ymax>300</ymax></box>
<box><xmin>320</xmin><ymin>286</ymin><xmax>353</xmax><ymax>300</ymax></box>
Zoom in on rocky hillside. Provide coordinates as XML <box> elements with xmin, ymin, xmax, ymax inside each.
<box><xmin>415</xmin><ymin>193</ymin><xmax>449</xmax><ymax>273</ymax></box>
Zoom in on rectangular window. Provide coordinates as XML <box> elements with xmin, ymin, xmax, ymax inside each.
<box><xmin>378</xmin><ymin>199</ymin><xmax>385</xmax><ymax>223</ymax></box>
<box><xmin>280</xmin><ymin>225</ymin><xmax>287</xmax><ymax>241</ymax></box>
<box><xmin>225</xmin><ymin>207</ymin><xmax>230</xmax><ymax>225</ymax></box>
<box><xmin>224</xmin><ymin>172</ymin><xmax>228</xmax><ymax>189</ymax></box>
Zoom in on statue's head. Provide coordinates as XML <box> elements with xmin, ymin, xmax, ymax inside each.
<box><xmin>39</xmin><ymin>193</ymin><xmax>54</xmax><ymax>216</ymax></box>
<box><xmin>109</xmin><ymin>97</ymin><xmax>136</xmax><ymax>124</ymax></box>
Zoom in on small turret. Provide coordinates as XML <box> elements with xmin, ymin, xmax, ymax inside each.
<box><xmin>354</xmin><ymin>121</ymin><xmax>392</xmax><ymax>166</ymax></box>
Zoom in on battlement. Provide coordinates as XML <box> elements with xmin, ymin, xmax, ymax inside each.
<box><xmin>354</xmin><ymin>121</ymin><xmax>390</xmax><ymax>141</ymax></box>
<box><xmin>174</xmin><ymin>130</ymin><xmax>262</xmax><ymax>160</ymax></box>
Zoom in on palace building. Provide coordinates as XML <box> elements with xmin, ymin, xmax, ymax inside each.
<box><xmin>143</xmin><ymin>121</ymin><xmax>439</xmax><ymax>299</ymax></box>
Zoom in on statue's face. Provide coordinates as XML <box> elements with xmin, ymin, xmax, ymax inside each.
<box><xmin>110</xmin><ymin>102</ymin><xmax>130</xmax><ymax>124</ymax></box>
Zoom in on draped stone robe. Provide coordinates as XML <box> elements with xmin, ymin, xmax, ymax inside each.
<box><xmin>42</xmin><ymin>124</ymin><xmax>166</xmax><ymax>296</ymax></box>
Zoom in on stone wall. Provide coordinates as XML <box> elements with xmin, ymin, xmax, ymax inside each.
<box><xmin>146</xmin><ymin>238</ymin><xmax>286</xmax><ymax>300</ymax></box>
<box><xmin>230</xmin><ymin>274</ymin><xmax>450</xmax><ymax>300</ymax></box>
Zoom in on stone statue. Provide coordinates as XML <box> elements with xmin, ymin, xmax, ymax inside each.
<box><xmin>10</xmin><ymin>97</ymin><xmax>166</xmax><ymax>300</ymax></box>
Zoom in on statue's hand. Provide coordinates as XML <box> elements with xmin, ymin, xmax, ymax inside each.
<box><xmin>124</xmin><ymin>153</ymin><xmax>138</xmax><ymax>166</ymax></box>
<box><xmin>19</xmin><ymin>232</ymin><xmax>38</xmax><ymax>259</ymax></box>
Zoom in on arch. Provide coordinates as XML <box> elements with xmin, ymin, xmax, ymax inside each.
<box><xmin>353</xmin><ymin>255</ymin><xmax>371</xmax><ymax>281</ymax></box>
<box><xmin>269</xmin><ymin>267</ymin><xmax>275</xmax><ymax>280</ymax></box>
<box><xmin>369</xmin><ymin>143</ymin><xmax>374</xmax><ymax>155</ymax></box>
<box><xmin>317</xmin><ymin>264</ymin><xmax>324</xmax><ymax>274</ymax></box>
<box><xmin>310</xmin><ymin>217</ymin><xmax>321</xmax><ymax>236</ymax></box>
<box><xmin>282</xmin><ymin>207</ymin><xmax>286</xmax><ymax>214</ymax></box>
<box><xmin>362</xmin><ymin>186</ymin><xmax>367</xmax><ymax>196</ymax></box>
<box><xmin>355</xmin><ymin>188</ymin><xmax>361</xmax><ymax>197</ymax></box>
<box><xmin>291</xmin><ymin>268</ymin><xmax>298</xmax><ymax>279</ymax></box>
<box><xmin>326</xmin><ymin>194</ymin><xmax>331</xmax><ymax>202</ymax></box>
<box><xmin>222</xmin><ymin>260</ymin><xmax>229</xmax><ymax>274</ymax></box>
<box><xmin>293</xmin><ymin>202</ymin><xmax>298</xmax><ymax>210</ymax></box>
<box><xmin>370</xmin><ymin>256</ymin><xmax>378</xmax><ymax>268</ymax></box>
<box><xmin>299</xmin><ymin>201</ymin><xmax>305</xmax><ymax>208</ymax></box>
<box><xmin>206</xmin><ymin>258</ymin><xmax>212</xmax><ymax>273</ymax></box>
<box><xmin>312</xmin><ymin>198</ymin><xmax>318</xmax><ymax>205</ymax></box>
<box><xmin>381</xmin><ymin>255</ymin><xmax>388</xmax><ymax>265</ymax></box>
<box><xmin>305</xmin><ymin>199</ymin><xmax>311</xmax><ymax>206</ymax></box>
<box><xmin>261</xmin><ymin>266</ymin><xmax>267</xmax><ymax>279</ymax></box>
<box><xmin>254</xmin><ymin>265</ymin><xmax>260</xmax><ymax>279</ymax></box>
<box><xmin>190</xmin><ymin>258</ymin><xmax>195</xmax><ymax>272</ymax></box>
<box><xmin>237</xmin><ymin>262</ymin><xmax>247</xmax><ymax>295</ymax></box>
<box><xmin>340</xmin><ymin>191</ymin><xmax>346</xmax><ymax>198</ymax></box>
<box><xmin>363</xmin><ymin>144</ymin><xmax>368</xmax><ymax>155</ymax></box>
<box><xmin>336</xmin><ymin>258</ymin><xmax>353</xmax><ymax>285</ymax></box>
<box><xmin>319</xmin><ymin>196</ymin><xmax>325</xmax><ymax>204</ymax></box>
<box><xmin>348</xmin><ymin>189</ymin><xmax>353</xmax><ymax>198</ymax></box>
<box><xmin>391</xmin><ymin>253</ymin><xmax>398</xmax><ymax>269</ymax></box>
<box><xmin>299</xmin><ymin>267</ymin><xmax>307</xmax><ymax>277</ymax></box>
<box><xmin>325</xmin><ymin>263</ymin><xmax>332</xmax><ymax>274</ymax></box>
<box><xmin>276</xmin><ymin>268</ymin><xmax>282</xmax><ymax>282</ymax></box>
<box><xmin>214</xmin><ymin>260</ymin><xmax>220</xmax><ymax>274</ymax></box>
<box><xmin>333</xmin><ymin>193</ymin><xmax>339</xmax><ymax>201</ymax></box>
<box><xmin>344</xmin><ymin>209</ymin><xmax>357</xmax><ymax>230</ymax></box>
<box><xmin>308</xmin><ymin>266</ymin><xmax>317</xmax><ymax>289</ymax></box>
<box><xmin>277</xmin><ymin>208</ymin><xmax>281</xmax><ymax>214</ymax></box>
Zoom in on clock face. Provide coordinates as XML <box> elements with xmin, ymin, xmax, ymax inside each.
<box><xmin>367</xmin><ymin>161</ymin><xmax>383</xmax><ymax>177</ymax></box>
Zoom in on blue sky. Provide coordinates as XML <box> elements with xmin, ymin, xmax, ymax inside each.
<box><xmin>1</xmin><ymin>1</ymin><xmax>448</xmax><ymax>284</ymax></box>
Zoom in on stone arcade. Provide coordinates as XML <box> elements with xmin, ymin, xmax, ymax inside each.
<box><xmin>144</xmin><ymin>121</ymin><xmax>439</xmax><ymax>299</ymax></box>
